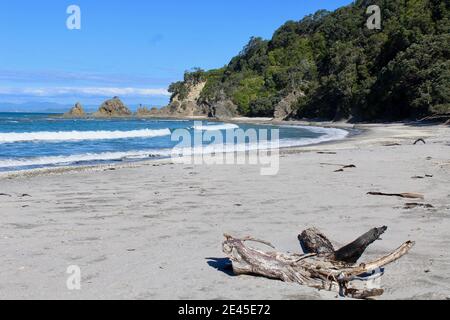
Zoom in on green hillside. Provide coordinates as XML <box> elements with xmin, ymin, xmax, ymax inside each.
<box><xmin>168</xmin><ymin>0</ymin><xmax>449</xmax><ymax>121</ymax></box>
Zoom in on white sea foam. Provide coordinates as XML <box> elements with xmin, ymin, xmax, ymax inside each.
<box><xmin>0</xmin><ymin>126</ymin><xmax>349</xmax><ymax>170</ymax></box>
<box><xmin>192</xmin><ymin>123</ymin><xmax>239</xmax><ymax>131</ymax></box>
<box><xmin>171</xmin><ymin>127</ymin><xmax>348</xmax><ymax>155</ymax></box>
<box><xmin>280</xmin><ymin>125</ymin><xmax>349</xmax><ymax>146</ymax></box>
<box><xmin>0</xmin><ymin>128</ymin><xmax>171</xmax><ymax>143</ymax></box>
<box><xmin>0</xmin><ymin>150</ymin><xmax>163</xmax><ymax>168</ymax></box>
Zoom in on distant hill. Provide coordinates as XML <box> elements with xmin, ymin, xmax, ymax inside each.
<box><xmin>168</xmin><ymin>0</ymin><xmax>449</xmax><ymax>121</ymax></box>
<box><xmin>0</xmin><ymin>102</ymin><xmax>74</xmax><ymax>113</ymax></box>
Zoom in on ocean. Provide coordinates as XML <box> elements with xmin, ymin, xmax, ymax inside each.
<box><xmin>0</xmin><ymin>113</ymin><xmax>349</xmax><ymax>172</ymax></box>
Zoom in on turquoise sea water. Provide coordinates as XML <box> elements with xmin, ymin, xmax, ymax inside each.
<box><xmin>0</xmin><ymin>113</ymin><xmax>348</xmax><ymax>172</ymax></box>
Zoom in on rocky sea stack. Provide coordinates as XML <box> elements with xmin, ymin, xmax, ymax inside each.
<box><xmin>64</xmin><ymin>102</ymin><xmax>85</xmax><ymax>118</ymax></box>
<box><xmin>94</xmin><ymin>97</ymin><xmax>132</xmax><ymax>117</ymax></box>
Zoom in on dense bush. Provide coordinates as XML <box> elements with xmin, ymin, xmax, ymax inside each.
<box><xmin>169</xmin><ymin>0</ymin><xmax>450</xmax><ymax>120</ymax></box>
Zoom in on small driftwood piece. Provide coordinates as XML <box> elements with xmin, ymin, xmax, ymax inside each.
<box><xmin>413</xmin><ymin>138</ymin><xmax>426</xmax><ymax>145</ymax></box>
<box><xmin>320</xmin><ymin>163</ymin><xmax>357</xmax><ymax>173</ymax></box>
<box><xmin>317</xmin><ymin>151</ymin><xmax>337</xmax><ymax>155</ymax></box>
<box><xmin>334</xmin><ymin>165</ymin><xmax>356</xmax><ymax>173</ymax></box>
<box><xmin>367</xmin><ymin>192</ymin><xmax>424</xmax><ymax>199</ymax></box>
<box><xmin>320</xmin><ymin>163</ymin><xmax>356</xmax><ymax>167</ymax></box>
<box><xmin>222</xmin><ymin>227</ymin><xmax>414</xmax><ymax>299</ymax></box>
<box><xmin>404</xmin><ymin>203</ymin><xmax>434</xmax><ymax>209</ymax></box>
<box><xmin>412</xmin><ymin>175</ymin><xmax>433</xmax><ymax>179</ymax></box>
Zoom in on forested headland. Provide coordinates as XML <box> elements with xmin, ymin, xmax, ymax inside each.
<box><xmin>167</xmin><ymin>0</ymin><xmax>449</xmax><ymax>121</ymax></box>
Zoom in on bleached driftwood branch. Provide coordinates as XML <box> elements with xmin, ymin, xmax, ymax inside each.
<box><xmin>222</xmin><ymin>227</ymin><xmax>414</xmax><ymax>299</ymax></box>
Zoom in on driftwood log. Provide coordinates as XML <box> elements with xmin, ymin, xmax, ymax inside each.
<box><xmin>367</xmin><ymin>192</ymin><xmax>424</xmax><ymax>199</ymax></box>
<box><xmin>222</xmin><ymin>227</ymin><xmax>414</xmax><ymax>299</ymax></box>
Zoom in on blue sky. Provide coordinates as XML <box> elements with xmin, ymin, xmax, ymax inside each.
<box><xmin>0</xmin><ymin>0</ymin><xmax>352</xmax><ymax>108</ymax></box>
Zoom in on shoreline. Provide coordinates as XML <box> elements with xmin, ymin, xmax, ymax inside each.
<box><xmin>0</xmin><ymin>119</ymin><xmax>363</xmax><ymax>179</ymax></box>
<box><xmin>0</xmin><ymin>120</ymin><xmax>444</xmax><ymax>180</ymax></box>
<box><xmin>3</xmin><ymin>116</ymin><xmax>446</xmax><ymax>180</ymax></box>
<box><xmin>0</xmin><ymin>119</ymin><xmax>353</xmax><ymax>179</ymax></box>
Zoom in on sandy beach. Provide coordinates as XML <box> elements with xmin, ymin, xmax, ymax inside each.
<box><xmin>1</xmin><ymin>122</ymin><xmax>449</xmax><ymax>300</ymax></box>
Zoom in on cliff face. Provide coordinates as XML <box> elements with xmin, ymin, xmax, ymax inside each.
<box><xmin>274</xmin><ymin>91</ymin><xmax>305</xmax><ymax>120</ymax></box>
<box><xmin>159</xmin><ymin>81</ymin><xmax>238</xmax><ymax>119</ymax></box>
<box><xmin>207</xmin><ymin>99</ymin><xmax>238</xmax><ymax>119</ymax></box>
<box><xmin>168</xmin><ymin>81</ymin><xmax>207</xmax><ymax>117</ymax></box>
<box><xmin>64</xmin><ymin>102</ymin><xmax>85</xmax><ymax>117</ymax></box>
<box><xmin>94</xmin><ymin>97</ymin><xmax>132</xmax><ymax>117</ymax></box>
<box><xmin>163</xmin><ymin>79</ymin><xmax>299</xmax><ymax>120</ymax></box>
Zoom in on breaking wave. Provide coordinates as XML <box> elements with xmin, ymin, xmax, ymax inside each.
<box><xmin>0</xmin><ymin>129</ymin><xmax>171</xmax><ymax>143</ymax></box>
<box><xmin>0</xmin><ymin>126</ymin><xmax>348</xmax><ymax>170</ymax></box>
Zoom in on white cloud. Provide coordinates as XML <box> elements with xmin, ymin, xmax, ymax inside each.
<box><xmin>0</xmin><ymin>69</ymin><xmax>176</xmax><ymax>86</ymax></box>
<box><xmin>0</xmin><ymin>86</ymin><xmax>170</xmax><ymax>97</ymax></box>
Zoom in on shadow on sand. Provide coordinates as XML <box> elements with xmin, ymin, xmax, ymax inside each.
<box><xmin>206</xmin><ymin>257</ymin><xmax>235</xmax><ymax>277</ymax></box>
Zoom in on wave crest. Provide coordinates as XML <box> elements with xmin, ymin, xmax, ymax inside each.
<box><xmin>192</xmin><ymin>123</ymin><xmax>239</xmax><ymax>131</ymax></box>
<box><xmin>0</xmin><ymin>129</ymin><xmax>171</xmax><ymax>143</ymax></box>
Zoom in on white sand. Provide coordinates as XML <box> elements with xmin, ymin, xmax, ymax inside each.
<box><xmin>0</xmin><ymin>123</ymin><xmax>449</xmax><ymax>300</ymax></box>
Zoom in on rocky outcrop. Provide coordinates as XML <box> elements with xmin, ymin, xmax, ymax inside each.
<box><xmin>274</xmin><ymin>90</ymin><xmax>304</xmax><ymax>120</ymax></box>
<box><xmin>136</xmin><ymin>105</ymin><xmax>161</xmax><ymax>117</ymax></box>
<box><xmin>94</xmin><ymin>97</ymin><xmax>132</xmax><ymax>117</ymax></box>
<box><xmin>160</xmin><ymin>82</ymin><xmax>238</xmax><ymax>119</ymax></box>
<box><xmin>202</xmin><ymin>90</ymin><xmax>238</xmax><ymax>118</ymax></box>
<box><xmin>210</xmin><ymin>100</ymin><xmax>238</xmax><ymax>118</ymax></box>
<box><xmin>165</xmin><ymin>81</ymin><xmax>207</xmax><ymax>117</ymax></box>
<box><xmin>64</xmin><ymin>102</ymin><xmax>85</xmax><ymax>117</ymax></box>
